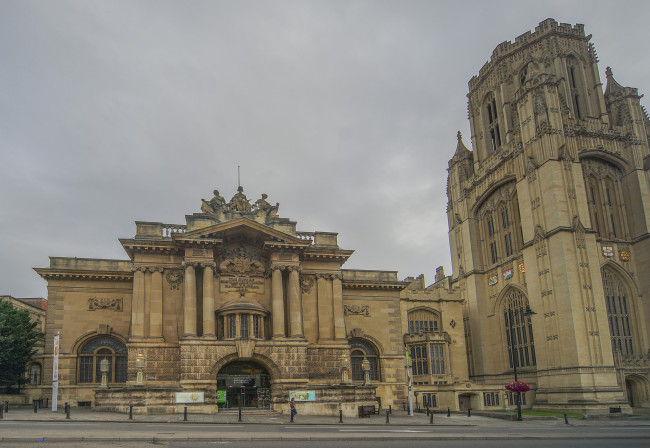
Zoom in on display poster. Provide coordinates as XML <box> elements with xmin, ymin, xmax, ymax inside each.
<box><xmin>51</xmin><ymin>332</ymin><xmax>59</xmax><ymax>411</ymax></box>
<box><xmin>216</xmin><ymin>390</ymin><xmax>227</xmax><ymax>404</ymax></box>
<box><xmin>175</xmin><ymin>392</ymin><xmax>205</xmax><ymax>404</ymax></box>
<box><xmin>289</xmin><ymin>390</ymin><xmax>316</xmax><ymax>402</ymax></box>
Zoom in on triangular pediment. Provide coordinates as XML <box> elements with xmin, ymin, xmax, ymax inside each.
<box><xmin>173</xmin><ymin>218</ymin><xmax>306</xmax><ymax>246</ymax></box>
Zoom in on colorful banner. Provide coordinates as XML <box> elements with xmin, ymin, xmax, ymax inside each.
<box><xmin>619</xmin><ymin>250</ymin><xmax>630</xmax><ymax>261</ymax></box>
<box><xmin>602</xmin><ymin>246</ymin><xmax>614</xmax><ymax>257</ymax></box>
<box><xmin>52</xmin><ymin>332</ymin><xmax>59</xmax><ymax>411</ymax></box>
<box><xmin>289</xmin><ymin>390</ymin><xmax>316</xmax><ymax>402</ymax></box>
<box><xmin>503</xmin><ymin>269</ymin><xmax>513</xmax><ymax>280</ymax></box>
<box><xmin>216</xmin><ymin>390</ymin><xmax>227</xmax><ymax>404</ymax></box>
<box><xmin>488</xmin><ymin>275</ymin><xmax>498</xmax><ymax>286</ymax></box>
<box><xmin>518</xmin><ymin>263</ymin><xmax>526</xmax><ymax>273</ymax></box>
<box><xmin>175</xmin><ymin>392</ymin><xmax>205</xmax><ymax>404</ymax></box>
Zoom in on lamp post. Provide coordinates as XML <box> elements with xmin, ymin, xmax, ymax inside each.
<box><xmin>405</xmin><ymin>349</ymin><xmax>413</xmax><ymax>416</ymax></box>
<box><xmin>339</xmin><ymin>353</ymin><xmax>350</xmax><ymax>384</ymax></box>
<box><xmin>361</xmin><ymin>358</ymin><xmax>370</xmax><ymax>386</ymax></box>
<box><xmin>508</xmin><ymin>304</ymin><xmax>536</xmax><ymax>421</ymax></box>
<box><xmin>135</xmin><ymin>353</ymin><xmax>146</xmax><ymax>385</ymax></box>
<box><xmin>100</xmin><ymin>358</ymin><xmax>109</xmax><ymax>388</ymax></box>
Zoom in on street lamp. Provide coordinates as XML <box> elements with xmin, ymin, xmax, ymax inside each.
<box><xmin>405</xmin><ymin>349</ymin><xmax>413</xmax><ymax>416</ymax></box>
<box><xmin>508</xmin><ymin>304</ymin><xmax>536</xmax><ymax>421</ymax></box>
<box><xmin>135</xmin><ymin>353</ymin><xmax>146</xmax><ymax>385</ymax></box>
<box><xmin>339</xmin><ymin>353</ymin><xmax>350</xmax><ymax>384</ymax></box>
<box><xmin>100</xmin><ymin>358</ymin><xmax>109</xmax><ymax>388</ymax></box>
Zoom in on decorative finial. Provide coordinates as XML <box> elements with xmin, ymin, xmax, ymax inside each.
<box><xmin>605</xmin><ymin>67</ymin><xmax>613</xmax><ymax>79</ymax></box>
<box><xmin>457</xmin><ymin>131</ymin><xmax>462</xmax><ymax>140</ymax></box>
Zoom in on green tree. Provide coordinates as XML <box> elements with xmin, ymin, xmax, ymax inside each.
<box><xmin>0</xmin><ymin>301</ymin><xmax>40</xmax><ymax>392</ymax></box>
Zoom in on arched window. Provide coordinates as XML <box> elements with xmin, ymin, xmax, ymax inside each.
<box><xmin>602</xmin><ymin>269</ymin><xmax>634</xmax><ymax>356</ymax></box>
<box><xmin>477</xmin><ymin>183</ymin><xmax>523</xmax><ymax>268</ymax></box>
<box><xmin>408</xmin><ymin>309</ymin><xmax>440</xmax><ymax>335</ymax></box>
<box><xmin>503</xmin><ymin>289</ymin><xmax>536</xmax><ymax>369</ymax></box>
<box><xmin>349</xmin><ymin>338</ymin><xmax>380</xmax><ymax>381</ymax></box>
<box><xmin>567</xmin><ymin>56</ymin><xmax>586</xmax><ymax>119</ymax></box>
<box><xmin>582</xmin><ymin>158</ymin><xmax>628</xmax><ymax>240</ymax></box>
<box><xmin>29</xmin><ymin>363</ymin><xmax>42</xmax><ymax>385</ymax></box>
<box><xmin>78</xmin><ymin>336</ymin><xmax>127</xmax><ymax>384</ymax></box>
<box><xmin>484</xmin><ymin>93</ymin><xmax>502</xmax><ymax>152</ymax></box>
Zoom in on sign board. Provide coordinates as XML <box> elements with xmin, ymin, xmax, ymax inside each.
<box><xmin>175</xmin><ymin>392</ymin><xmax>205</xmax><ymax>404</ymax></box>
<box><xmin>289</xmin><ymin>390</ymin><xmax>316</xmax><ymax>402</ymax></box>
<box><xmin>216</xmin><ymin>390</ymin><xmax>227</xmax><ymax>404</ymax></box>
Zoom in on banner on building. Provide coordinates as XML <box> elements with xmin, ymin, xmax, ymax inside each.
<box><xmin>502</xmin><ymin>269</ymin><xmax>513</xmax><ymax>280</ymax></box>
<box><xmin>175</xmin><ymin>392</ymin><xmax>205</xmax><ymax>404</ymax></box>
<box><xmin>488</xmin><ymin>275</ymin><xmax>498</xmax><ymax>286</ymax></box>
<box><xmin>289</xmin><ymin>390</ymin><xmax>316</xmax><ymax>402</ymax></box>
<box><xmin>51</xmin><ymin>332</ymin><xmax>59</xmax><ymax>411</ymax></box>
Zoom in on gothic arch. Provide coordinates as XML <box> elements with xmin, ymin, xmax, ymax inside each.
<box><xmin>495</xmin><ymin>286</ymin><xmax>536</xmax><ymax>372</ymax></box>
<box><xmin>578</xmin><ymin>151</ymin><xmax>629</xmax><ymax>173</ymax></box>
<box><xmin>625</xmin><ymin>373</ymin><xmax>650</xmax><ymax>407</ymax></box>
<box><xmin>471</xmin><ymin>176</ymin><xmax>518</xmax><ymax>217</ymax></box>
<box><xmin>492</xmin><ymin>283</ymin><xmax>529</xmax><ymax>317</ymax></box>
<box><xmin>208</xmin><ymin>351</ymin><xmax>282</xmax><ymax>381</ymax></box>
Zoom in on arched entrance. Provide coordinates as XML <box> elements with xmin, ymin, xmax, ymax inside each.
<box><xmin>216</xmin><ymin>360</ymin><xmax>271</xmax><ymax>409</ymax></box>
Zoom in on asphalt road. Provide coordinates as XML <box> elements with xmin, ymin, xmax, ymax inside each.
<box><xmin>1</xmin><ymin>420</ymin><xmax>650</xmax><ymax>443</ymax></box>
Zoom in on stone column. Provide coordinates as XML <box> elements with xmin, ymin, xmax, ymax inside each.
<box><xmin>271</xmin><ymin>267</ymin><xmax>285</xmax><ymax>338</ymax></box>
<box><xmin>287</xmin><ymin>267</ymin><xmax>304</xmax><ymax>338</ymax></box>
<box><xmin>183</xmin><ymin>263</ymin><xmax>197</xmax><ymax>337</ymax></box>
<box><xmin>202</xmin><ymin>264</ymin><xmax>216</xmax><ymax>338</ymax></box>
<box><xmin>332</xmin><ymin>274</ymin><xmax>346</xmax><ymax>340</ymax></box>
<box><xmin>317</xmin><ymin>274</ymin><xmax>333</xmax><ymax>341</ymax></box>
<box><xmin>131</xmin><ymin>267</ymin><xmax>145</xmax><ymax>338</ymax></box>
<box><xmin>149</xmin><ymin>268</ymin><xmax>164</xmax><ymax>339</ymax></box>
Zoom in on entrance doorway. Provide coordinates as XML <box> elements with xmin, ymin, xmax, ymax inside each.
<box><xmin>216</xmin><ymin>360</ymin><xmax>271</xmax><ymax>409</ymax></box>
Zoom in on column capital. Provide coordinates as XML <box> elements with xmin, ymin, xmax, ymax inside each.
<box><xmin>316</xmin><ymin>273</ymin><xmax>340</xmax><ymax>280</ymax></box>
<box><xmin>182</xmin><ymin>261</ymin><xmax>200</xmax><ymax>268</ymax></box>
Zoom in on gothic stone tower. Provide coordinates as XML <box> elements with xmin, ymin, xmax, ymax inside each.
<box><xmin>447</xmin><ymin>19</ymin><xmax>650</xmax><ymax>413</ymax></box>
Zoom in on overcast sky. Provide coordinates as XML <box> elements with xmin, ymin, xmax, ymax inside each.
<box><xmin>1</xmin><ymin>0</ymin><xmax>649</xmax><ymax>298</ymax></box>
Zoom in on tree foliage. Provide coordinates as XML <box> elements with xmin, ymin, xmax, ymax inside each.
<box><xmin>0</xmin><ymin>301</ymin><xmax>40</xmax><ymax>392</ymax></box>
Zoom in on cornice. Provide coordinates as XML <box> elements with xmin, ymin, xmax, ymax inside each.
<box><xmin>303</xmin><ymin>248</ymin><xmax>354</xmax><ymax>262</ymax></box>
<box><xmin>342</xmin><ymin>280</ymin><xmax>408</xmax><ymax>291</ymax></box>
<box><xmin>119</xmin><ymin>239</ymin><xmax>182</xmax><ymax>259</ymax></box>
<box><xmin>34</xmin><ymin>268</ymin><xmax>133</xmax><ymax>281</ymax></box>
<box><xmin>263</xmin><ymin>240</ymin><xmax>312</xmax><ymax>252</ymax></box>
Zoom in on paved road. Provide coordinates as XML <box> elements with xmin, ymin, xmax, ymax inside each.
<box><xmin>1</xmin><ymin>420</ymin><xmax>650</xmax><ymax>442</ymax></box>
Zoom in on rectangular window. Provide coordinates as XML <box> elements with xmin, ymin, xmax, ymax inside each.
<box><xmin>79</xmin><ymin>356</ymin><xmax>93</xmax><ymax>383</ymax></box>
<box><xmin>228</xmin><ymin>315</ymin><xmax>236</xmax><ymax>338</ymax></box>
<box><xmin>409</xmin><ymin>321</ymin><xmax>414</xmax><ymax>335</ymax></box>
<box><xmin>240</xmin><ymin>314</ymin><xmax>249</xmax><ymax>338</ymax></box>
<box><xmin>253</xmin><ymin>315</ymin><xmax>260</xmax><ymax>338</ymax></box>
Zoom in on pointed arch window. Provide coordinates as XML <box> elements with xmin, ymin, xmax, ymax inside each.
<box><xmin>602</xmin><ymin>269</ymin><xmax>634</xmax><ymax>356</ymax></box>
<box><xmin>581</xmin><ymin>158</ymin><xmax>628</xmax><ymax>240</ymax></box>
<box><xmin>503</xmin><ymin>290</ymin><xmax>536</xmax><ymax>369</ymax></box>
<box><xmin>484</xmin><ymin>94</ymin><xmax>502</xmax><ymax>152</ymax></box>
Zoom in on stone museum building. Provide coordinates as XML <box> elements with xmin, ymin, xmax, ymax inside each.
<box><xmin>18</xmin><ymin>19</ymin><xmax>650</xmax><ymax>414</ymax></box>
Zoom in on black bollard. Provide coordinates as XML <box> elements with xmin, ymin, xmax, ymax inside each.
<box><xmin>238</xmin><ymin>406</ymin><xmax>242</xmax><ymax>422</ymax></box>
<box><xmin>339</xmin><ymin>409</ymin><xmax>343</xmax><ymax>423</ymax></box>
<box><xmin>447</xmin><ymin>407</ymin><xmax>451</xmax><ymax>417</ymax></box>
<box><xmin>129</xmin><ymin>405</ymin><xmax>133</xmax><ymax>420</ymax></box>
<box><xmin>467</xmin><ymin>408</ymin><xmax>471</xmax><ymax>417</ymax></box>
<box><xmin>290</xmin><ymin>409</ymin><xmax>294</xmax><ymax>423</ymax></box>
<box><xmin>564</xmin><ymin>413</ymin><xmax>569</xmax><ymax>424</ymax></box>
<box><xmin>33</xmin><ymin>400</ymin><xmax>37</xmax><ymax>413</ymax></box>
<box><xmin>184</xmin><ymin>406</ymin><xmax>188</xmax><ymax>421</ymax></box>
<box><xmin>0</xmin><ymin>404</ymin><xmax>3</xmax><ymax>419</ymax></box>
<box><xmin>389</xmin><ymin>404</ymin><xmax>392</xmax><ymax>414</ymax></box>
<box><xmin>45</xmin><ymin>398</ymin><xmax>48</xmax><ymax>408</ymax></box>
<box><xmin>430</xmin><ymin>412</ymin><xmax>434</xmax><ymax>424</ymax></box>
<box><xmin>65</xmin><ymin>403</ymin><xmax>70</xmax><ymax>420</ymax></box>
<box><xmin>385</xmin><ymin>409</ymin><xmax>390</xmax><ymax>424</ymax></box>
<box><xmin>4</xmin><ymin>401</ymin><xmax>8</xmax><ymax>413</ymax></box>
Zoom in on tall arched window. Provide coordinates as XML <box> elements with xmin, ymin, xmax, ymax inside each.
<box><xmin>503</xmin><ymin>289</ymin><xmax>536</xmax><ymax>369</ymax></box>
<box><xmin>78</xmin><ymin>336</ymin><xmax>127</xmax><ymax>384</ymax></box>
<box><xmin>602</xmin><ymin>269</ymin><xmax>635</xmax><ymax>356</ymax></box>
<box><xmin>567</xmin><ymin>56</ymin><xmax>586</xmax><ymax>119</ymax></box>
<box><xmin>484</xmin><ymin>93</ymin><xmax>502</xmax><ymax>152</ymax></box>
<box><xmin>29</xmin><ymin>363</ymin><xmax>42</xmax><ymax>385</ymax></box>
<box><xmin>477</xmin><ymin>182</ymin><xmax>523</xmax><ymax>268</ymax></box>
<box><xmin>349</xmin><ymin>338</ymin><xmax>380</xmax><ymax>381</ymax></box>
<box><xmin>582</xmin><ymin>158</ymin><xmax>628</xmax><ymax>240</ymax></box>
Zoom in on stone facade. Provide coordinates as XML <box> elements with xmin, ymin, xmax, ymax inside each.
<box><xmin>447</xmin><ymin>19</ymin><xmax>650</xmax><ymax>413</ymax></box>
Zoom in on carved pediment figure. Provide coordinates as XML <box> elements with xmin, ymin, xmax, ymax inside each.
<box><xmin>229</xmin><ymin>186</ymin><xmax>252</xmax><ymax>212</ymax></box>
<box><xmin>201</xmin><ymin>189</ymin><xmax>226</xmax><ymax>214</ymax></box>
<box><xmin>252</xmin><ymin>193</ymin><xmax>279</xmax><ymax>220</ymax></box>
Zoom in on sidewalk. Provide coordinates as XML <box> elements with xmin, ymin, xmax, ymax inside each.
<box><xmin>1</xmin><ymin>406</ymin><xmax>649</xmax><ymax>427</ymax></box>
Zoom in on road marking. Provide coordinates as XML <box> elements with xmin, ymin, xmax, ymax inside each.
<box><xmin>338</xmin><ymin>429</ymin><xmax>430</xmax><ymax>433</ymax></box>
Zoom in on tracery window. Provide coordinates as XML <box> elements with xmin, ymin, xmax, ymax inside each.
<box><xmin>349</xmin><ymin>338</ymin><xmax>380</xmax><ymax>381</ymax></box>
<box><xmin>78</xmin><ymin>336</ymin><xmax>127</xmax><ymax>384</ymax></box>
<box><xmin>582</xmin><ymin>158</ymin><xmax>628</xmax><ymax>240</ymax></box>
<box><xmin>567</xmin><ymin>56</ymin><xmax>586</xmax><ymax>119</ymax></box>
<box><xmin>29</xmin><ymin>363</ymin><xmax>42</xmax><ymax>385</ymax></box>
<box><xmin>602</xmin><ymin>269</ymin><xmax>634</xmax><ymax>356</ymax></box>
<box><xmin>484</xmin><ymin>94</ymin><xmax>502</xmax><ymax>152</ymax></box>
<box><xmin>408</xmin><ymin>309</ymin><xmax>440</xmax><ymax>335</ymax></box>
<box><xmin>503</xmin><ymin>289</ymin><xmax>536</xmax><ymax>369</ymax></box>
<box><xmin>477</xmin><ymin>183</ymin><xmax>523</xmax><ymax>268</ymax></box>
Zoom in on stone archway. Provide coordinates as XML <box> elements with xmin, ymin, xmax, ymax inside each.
<box><xmin>216</xmin><ymin>360</ymin><xmax>272</xmax><ymax>409</ymax></box>
<box><xmin>625</xmin><ymin>374</ymin><xmax>650</xmax><ymax>408</ymax></box>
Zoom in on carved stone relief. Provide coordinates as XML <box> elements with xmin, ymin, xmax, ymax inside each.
<box><xmin>88</xmin><ymin>297</ymin><xmax>123</xmax><ymax>311</ymax></box>
<box><xmin>343</xmin><ymin>304</ymin><xmax>370</xmax><ymax>317</ymax></box>
<box><xmin>165</xmin><ymin>269</ymin><xmax>184</xmax><ymax>290</ymax></box>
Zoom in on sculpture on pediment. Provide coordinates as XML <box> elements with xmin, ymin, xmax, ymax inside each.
<box><xmin>219</xmin><ymin>245</ymin><xmax>266</xmax><ymax>276</ymax></box>
<box><xmin>253</xmin><ymin>193</ymin><xmax>279</xmax><ymax>219</ymax></box>
<box><xmin>201</xmin><ymin>189</ymin><xmax>226</xmax><ymax>214</ymax></box>
<box><xmin>229</xmin><ymin>186</ymin><xmax>252</xmax><ymax>212</ymax></box>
